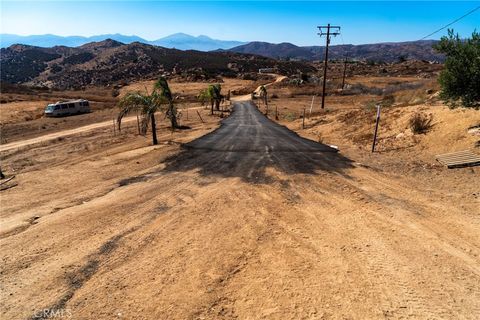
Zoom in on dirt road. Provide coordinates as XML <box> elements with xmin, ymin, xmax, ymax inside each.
<box><xmin>1</xmin><ymin>101</ymin><xmax>479</xmax><ymax>319</ymax></box>
<box><xmin>168</xmin><ymin>101</ymin><xmax>344</xmax><ymax>181</ymax></box>
<box><xmin>0</xmin><ymin>116</ymin><xmax>136</xmax><ymax>152</ymax></box>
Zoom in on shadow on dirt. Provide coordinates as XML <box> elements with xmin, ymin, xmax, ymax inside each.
<box><xmin>161</xmin><ymin>102</ymin><xmax>354</xmax><ymax>183</ymax></box>
<box><xmin>162</xmin><ymin>146</ymin><xmax>353</xmax><ymax>183</ymax></box>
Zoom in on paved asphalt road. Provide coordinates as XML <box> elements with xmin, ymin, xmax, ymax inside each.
<box><xmin>164</xmin><ymin>101</ymin><xmax>352</xmax><ymax>181</ymax></box>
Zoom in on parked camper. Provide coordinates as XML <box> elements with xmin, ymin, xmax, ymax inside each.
<box><xmin>44</xmin><ymin>99</ymin><xmax>91</xmax><ymax>117</ymax></box>
<box><xmin>258</xmin><ymin>68</ymin><xmax>276</xmax><ymax>74</ymax></box>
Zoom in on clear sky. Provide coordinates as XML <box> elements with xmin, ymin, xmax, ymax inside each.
<box><xmin>1</xmin><ymin>1</ymin><xmax>479</xmax><ymax>45</ymax></box>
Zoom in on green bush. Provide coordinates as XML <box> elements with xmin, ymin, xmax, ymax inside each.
<box><xmin>434</xmin><ymin>30</ymin><xmax>480</xmax><ymax>108</ymax></box>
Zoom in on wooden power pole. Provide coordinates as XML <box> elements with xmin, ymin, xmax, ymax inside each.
<box><xmin>341</xmin><ymin>55</ymin><xmax>348</xmax><ymax>90</ymax></box>
<box><xmin>318</xmin><ymin>24</ymin><xmax>340</xmax><ymax>109</ymax></box>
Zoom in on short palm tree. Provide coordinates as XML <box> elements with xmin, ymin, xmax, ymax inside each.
<box><xmin>212</xmin><ymin>84</ymin><xmax>223</xmax><ymax>111</ymax></box>
<box><xmin>199</xmin><ymin>84</ymin><xmax>223</xmax><ymax>115</ymax></box>
<box><xmin>117</xmin><ymin>77</ymin><xmax>179</xmax><ymax>145</ymax></box>
<box><xmin>198</xmin><ymin>89</ymin><xmax>210</xmax><ymax>107</ymax></box>
<box><xmin>259</xmin><ymin>85</ymin><xmax>268</xmax><ymax>115</ymax></box>
<box><xmin>259</xmin><ymin>85</ymin><xmax>268</xmax><ymax>106</ymax></box>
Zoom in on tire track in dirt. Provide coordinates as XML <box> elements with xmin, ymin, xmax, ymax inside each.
<box><xmin>26</xmin><ymin>170</ymin><xmax>210</xmax><ymax>319</ymax></box>
<box><xmin>326</xmin><ymin>173</ymin><xmax>480</xmax><ymax>318</ymax></box>
<box><xmin>29</xmin><ymin>227</ymin><xmax>138</xmax><ymax>320</ymax></box>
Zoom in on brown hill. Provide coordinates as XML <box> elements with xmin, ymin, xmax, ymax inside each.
<box><xmin>0</xmin><ymin>40</ymin><xmax>315</xmax><ymax>89</ymax></box>
<box><xmin>228</xmin><ymin>40</ymin><xmax>444</xmax><ymax>63</ymax></box>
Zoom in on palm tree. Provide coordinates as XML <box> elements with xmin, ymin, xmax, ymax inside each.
<box><xmin>198</xmin><ymin>89</ymin><xmax>210</xmax><ymax>108</ymax></box>
<box><xmin>259</xmin><ymin>85</ymin><xmax>268</xmax><ymax>106</ymax></box>
<box><xmin>204</xmin><ymin>84</ymin><xmax>223</xmax><ymax>115</ymax></box>
<box><xmin>117</xmin><ymin>77</ymin><xmax>181</xmax><ymax>145</ymax></box>
<box><xmin>154</xmin><ymin>77</ymin><xmax>179</xmax><ymax>129</ymax></box>
<box><xmin>117</xmin><ymin>91</ymin><xmax>162</xmax><ymax>145</ymax></box>
<box><xmin>259</xmin><ymin>85</ymin><xmax>268</xmax><ymax>115</ymax></box>
<box><xmin>213</xmin><ymin>84</ymin><xmax>223</xmax><ymax>111</ymax></box>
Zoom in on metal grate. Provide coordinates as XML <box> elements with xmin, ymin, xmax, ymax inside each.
<box><xmin>435</xmin><ymin>150</ymin><xmax>480</xmax><ymax>168</ymax></box>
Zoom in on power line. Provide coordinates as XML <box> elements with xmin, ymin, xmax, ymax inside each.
<box><xmin>419</xmin><ymin>5</ymin><xmax>480</xmax><ymax>41</ymax></box>
<box><xmin>318</xmin><ymin>24</ymin><xmax>341</xmax><ymax>109</ymax></box>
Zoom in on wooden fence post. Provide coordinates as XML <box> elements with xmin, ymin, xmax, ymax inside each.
<box><xmin>309</xmin><ymin>95</ymin><xmax>315</xmax><ymax>118</ymax></box>
<box><xmin>372</xmin><ymin>104</ymin><xmax>381</xmax><ymax>152</ymax></box>
<box><xmin>197</xmin><ymin>110</ymin><xmax>204</xmax><ymax>123</ymax></box>
<box><xmin>136</xmin><ymin>112</ymin><xmax>140</xmax><ymax>135</ymax></box>
<box><xmin>302</xmin><ymin>108</ymin><xmax>306</xmax><ymax>129</ymax></box>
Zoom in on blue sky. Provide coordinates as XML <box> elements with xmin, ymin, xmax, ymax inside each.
<box><xmin>1</xmin><ymin>1</ymin><xmax>479</xmax><ymax>45</ymax></box>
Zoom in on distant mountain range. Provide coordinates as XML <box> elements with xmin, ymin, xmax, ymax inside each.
<box><xmin>227</xmin><ymin>40</ymin><xmax>444</xmax><ymax>63</ymax></box>
<box><xmin>1</xmin><ymin>33</ymin><xmax>444</xmax><ymax>62</ymax></box>
<box><xmin>0</xmin><ymin>33</ymin><xmax>246</xmax><ymax>51</ymax></box>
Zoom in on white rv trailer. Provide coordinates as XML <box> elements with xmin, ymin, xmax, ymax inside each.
<box><xmin>44</xmin><ymin>99</ymin><xmax>90</xmax><ymax>117</ymax></box>
<box><xmin>258</xmin><ymin>68</ymin><xmax>276</xmax><ymax>74</ymax></box>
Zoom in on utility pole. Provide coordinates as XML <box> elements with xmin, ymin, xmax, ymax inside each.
<box><xmin>341</xmin><ymin>55</ymin><xmax>348</xmax><ymax>90</ymax></box>
<box><xmin>318</xmin><ymin>24</ymin><xmax>340</xmax><ymax>109</ymax></box>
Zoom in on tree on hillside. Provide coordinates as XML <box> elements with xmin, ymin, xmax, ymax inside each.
<box><xmin>434</xmin><ymin>29</ymin><xmax>480</xmax><ymax>108</ymax></box>
<box><xmin>117</xmin><ymin>77</ymin><xmax>179</xmax><ymax>145</ymax></box>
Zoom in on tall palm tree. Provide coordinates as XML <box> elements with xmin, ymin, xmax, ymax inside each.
<box><xmin>154</xmin><ymin>77</ymin><xmax>179</xmax><ymax>129</ymax></box>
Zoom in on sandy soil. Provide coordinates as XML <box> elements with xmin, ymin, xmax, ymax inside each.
<box><xmin>0</xmin><ymin>77</ymin><xmax>479</xmax><ymax>319</ymax></box>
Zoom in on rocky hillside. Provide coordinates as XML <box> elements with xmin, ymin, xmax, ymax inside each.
<box><xmin>0</xmin><ymin>40</ymin><xmax>315</xmax><ymax>89</ymax></box>
<box><xmin>229</xmin><ymin>40</ymin><xmax>444</xmax><ymax>63</ymax></box>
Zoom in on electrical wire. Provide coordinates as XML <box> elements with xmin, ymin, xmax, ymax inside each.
<box><xmin>419</xmin><ymin>5</ymin><xmax>480</xmax><ymax>40</ymax></box>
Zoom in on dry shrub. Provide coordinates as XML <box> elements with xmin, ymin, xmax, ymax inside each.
<box><xmin>343</xmin><ymin>82</ymin><xmax>425</xmax><ymax>98</ymax></box>
<box><xmin>352</xmin><ymin>132</ymin><xmax>374</xmax><ymax>144</ymax></box>
<box><xmin>342</xmin><ymin>84</ymin><xmax>383</xmax><ymax>96</ymax></box>
<box><xmin>383</xmin><ymin>82</ymin><xmax>423</xmax><ymax>95</ymax></box>
<box><xmin>395</xmin><ymin>89</ymin><xmax>428</xmax><ymax>106</ymax></box>
<box><xmin>283</xmin><ymin>112</ymin><xmax>297</xmax><ymax>121</ymax></box>
<box><xmin>363</xmin><ymin>100</ymin><xmax>377</xmax><ymax>110</ymax></box>
<box><xmin>380</xmin><ymin>95</ymin><xmax>395</xmax><ymax>107</ymax></box>
<box><xmin>409</xmin><ymin>112</ymin><xmax>433</xmax><ymax>134</ymax></box>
